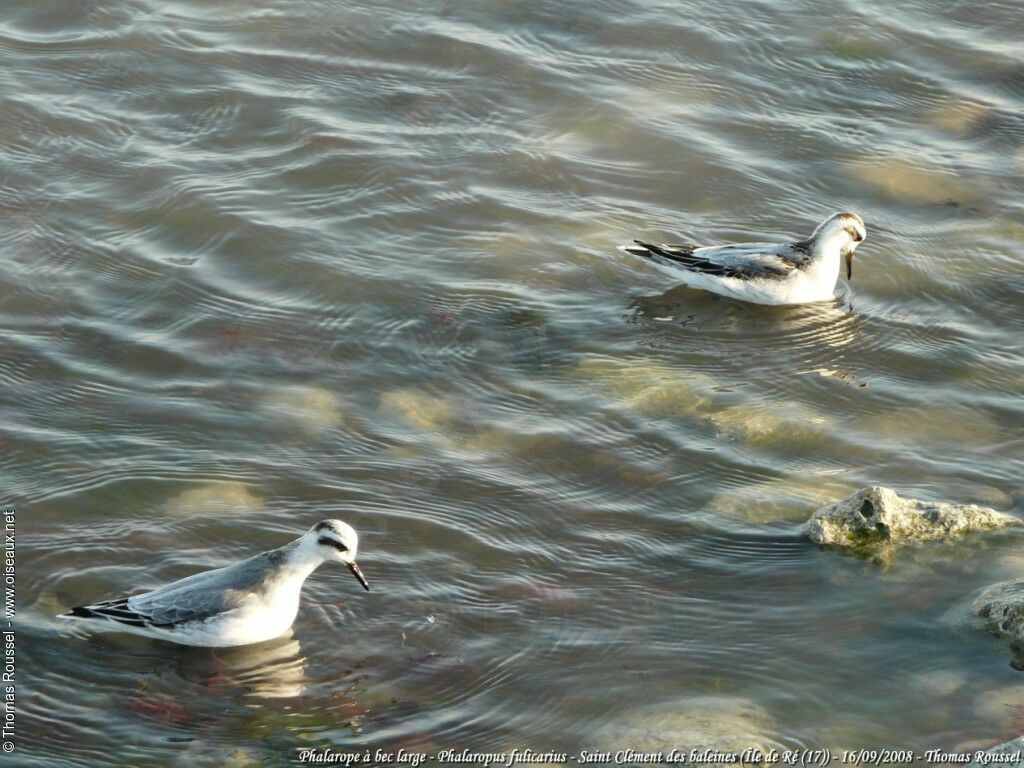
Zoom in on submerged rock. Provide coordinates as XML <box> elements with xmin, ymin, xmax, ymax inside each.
<box><xmin>820</xmin><ymin>31</ymin><xmax>887</xmax><ymax>60</ymax></box>
<box><xmin>261</xmin><ymin>385</ymin><xmax>343</xmax><ymax>431</ymax></box>
<box><xmin>971</xmin><ymin>685</ymin><xmax>1024</xmax><ymax>735</ymax></box>
<box><xmin>854</xmin><ymin>406</ymin><xmax>1002</xmax><ymax>452</ymax></box>
<box><xmin>708</xmin><ymin>474</ymin><xmax>854</xmax><ymax>524</ymax></box>
<box><xmin>569</xmin><ymin>356</ymin><xmax>830</xmax><ymax>449</ymax></box>
<box><xmin>597</xmin><ymin>696</ymin><xmax>780</xmax><ymax>764</ymax></box>
<box><xmin>175</xmin><ymin>741</ymin><xmax>260</xmax><ymax>768</ymax></box>
<box><xmin>571</xmin><ymin>356</ymin><xmax>714</xmax><ymax>418</ymax></box>
<box><xmin>922</xmin><ymin>99</ymin><xmax>990</xmax><ymax>136</ymax></box>
<box><xmin>165</xmin><ymin>481</ymin><xmax>263</xmax><ymax>516</ymax></box>
<box><xmin>847</xmin><ymin>158</ymin><xmax>978</xmax><ymax>205</ymax></box>
<box><xmin>705</xmin><ymin>401</ymin><xmax>830</xmax><ymax>448</ymax></box>
<box><xmin>378</xmin><ymin>388</ymin><xmax>454</xmax><ymax>432</ymax></box>
<box><xmin>804</xmin><ymin>486</ymin><xmax>1020</xmax><ymax>549</ymax></box>
<box><xmin>910</xmin><ymin>669</ymin><xmax>968</xmax><ymax>699</ymax></box>
<box><xmin>974</xmin><ymin>580</ymin><xmax>1024</xmax><ymax>646</ymax></box>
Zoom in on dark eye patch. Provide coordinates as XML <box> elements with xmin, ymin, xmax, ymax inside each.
<box><xmin>844</xmin><ymin>226</ymin><xmax>863</xmax><ymax>242</ymax></box>
<box><xmin>318</xmin><ymin>536</ymin><xmax>348</xmax><ymax>553</ymax></box>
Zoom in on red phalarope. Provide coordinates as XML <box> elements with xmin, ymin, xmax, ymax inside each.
<box><xmin>60</xmin><ymin>520</ymin><xmax>370</xmax><ymax>647</ymax></box>
<box><xmin>620</xmin><ymin>212</ymin><xmax>866</xmax><ymax>306</ymax></box>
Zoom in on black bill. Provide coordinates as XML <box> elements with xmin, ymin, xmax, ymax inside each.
<box><xmin>843</xmin><ymin>248</ymin><xmax>853</xmax><ymax>280</ymax></box>
<box><xmin>348</xmin><ymin>561</ymin><xmax>370</xmax><ymax>591</ymax></box>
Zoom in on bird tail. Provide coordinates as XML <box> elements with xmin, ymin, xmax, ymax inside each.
<box><xmin>618</xmin><ymin>240</ymin><xmax>660</xmax><ymax>258</ymax></box>
<box><xmin>58</xmin><ymin>606</ymin><xmax>102</xmax><ymax>620</ymax></box>
<box><xmin>618</xmin><ymin>240</ymin><xmax>690</xmax><ymax>265</ymax></box>
<box><xmin>58</xmin><ymin>597</ymin><xmax>146</xmax><ymax>628</ymax></box>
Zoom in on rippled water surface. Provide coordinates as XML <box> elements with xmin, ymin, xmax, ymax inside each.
<box><xmin>4</xmin><ymin>0</ymin><xmax>1024</xmax><ymax>765</ymax></box>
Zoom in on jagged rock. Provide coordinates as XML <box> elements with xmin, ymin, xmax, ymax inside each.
<box><xmin>804</xmin><ymin>486</ymin><xmax>1019</xmax><ymax>549</ymax></box>
<box><xmin>974</xmin><ymin>580</ymin><xmax>1024</xmax><ymax>645</ymax></box>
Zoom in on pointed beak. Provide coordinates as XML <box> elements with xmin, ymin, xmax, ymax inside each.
<box><xmin>347</xmin><ymin>561</ymin><xmax>370</xmax><ymax>591</ymax></box>
<box><xmin>844</xmin><ymin>249</ymin><xmax>853</xmax><ymax>280</ymax></box>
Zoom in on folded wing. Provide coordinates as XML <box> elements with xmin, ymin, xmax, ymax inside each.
<box><xmin>622</xmin><ymin>240</ymin><xmax>806</xmax><ymax>280</ymax></box>
<box><xmin>65</xmin><ymin>554</ymin><xmax>270</xmax><ymax>629</ymax></box>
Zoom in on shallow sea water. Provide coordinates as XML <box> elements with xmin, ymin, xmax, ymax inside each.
<box><xmin>2</xmin><ymin>0</ymin><xmax>1024</xmax><ymax>765</ymax></box>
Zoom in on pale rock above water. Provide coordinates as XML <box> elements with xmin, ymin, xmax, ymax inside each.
<box><xmin>597</xmin><ymin>696</ymin><xmax>780</xmax><ymax>764</ymax></box>
<box><xmin>804</xmin><ymin>486</ymin><xmax>1020</xmax><ymax>549</ymax></box>
<box><xmin>974</xmin><ymin>580</ymin><xmax>1024</xmax><ymax>646</ymax></box>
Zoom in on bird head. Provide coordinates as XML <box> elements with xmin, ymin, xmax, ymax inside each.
<box><xmin>309</xmin><ymin>519</ymin><xmax>369</xmax><ymax>591</ymax></box>
<box><xmin>812</xmin><ymin>212</ymin><xmax>866</xmax><ymax>279</ymax></box>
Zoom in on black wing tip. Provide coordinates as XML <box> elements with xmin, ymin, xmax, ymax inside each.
<box><xmin>624</xmin><ymin>239</ymin><xmax>791</xmax><ymax>280</ymax></box>
<box><xmin>625</xmin><ymin>240</ymin><xmax>668</xmax><ymax>260</ymax></box>
<box><xmin>65</xmin><ymin>605</ymin><xmax>99</xmax><ymax>619</ymax></box>
<box><xmin>63</xmin><ymin>602</ymin><xmax>152</xmax><ymax>629</ymax></box>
